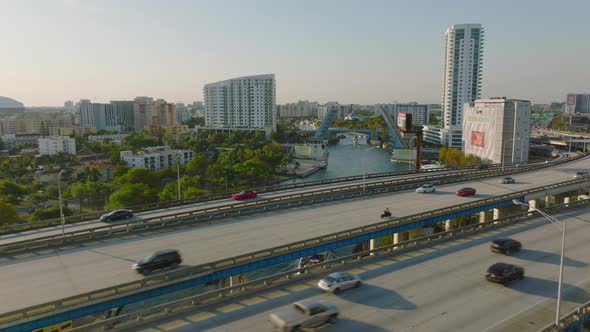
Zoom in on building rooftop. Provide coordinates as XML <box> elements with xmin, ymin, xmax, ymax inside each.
<box><xmin>205</xmin><ymin>74</ymin><xmax>275</xmax><ymax>87</ymax></box>
<box><xmin>0</xmin><ymin>96</ymin><xmax>24</xmax><ymax>109</ymax></box>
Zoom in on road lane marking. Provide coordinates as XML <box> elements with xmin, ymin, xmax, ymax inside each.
<box><xmin>285</xmin><ymin>284</ymin><xmax>310</xmax><ymax>292</ymax></box>
<box><xmin>217</xmin><ymin>303</ymin><xmax>243</xmax><ymax>313</ymax></box>
<box><xmin>158</xmin><ymin>319</ymin><xmax>189</xmax><ymax>330</ymax></box>
<box><xmin>186</xmin><ymin>312</ymin><xmax>215</xmax><ymax>322</ymax></box>
<box><xmin>262</xmin><ymin>290</ymin><xmax>289</xmax><ymax>298</ymax></box>
<box><xmin>240</xmin><ymin>296</ymin><xmax>267</xmax><ymax>305</ymax></box>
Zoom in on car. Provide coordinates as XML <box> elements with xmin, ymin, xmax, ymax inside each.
<box><xmin>317</xmin><ymin>272</ymin><xmax>362</xmax><ymax>293</ymax></box>
<box><xmin>416</xmin><ymin>183</ymin><xmax>436</xmax><ymax>193</ymax></box>
<box><xmin>131</xmin><ymin>249</ymin><xmax>182</xmax><ymax>275</ymax></box>
<box><xmin>499</xmin><ymin>177</ymin><xmax>515</xmax><ymax>184</ymax></box>
<box><xmin>486</xmin><ymin>262</ymin><xmax>524</xmax><ymax>286</ymax></box>
<box><xmin>269</xmin><ymin>300</ymin><xmax>339</xmax><ymax>331</ymax></box>
<box><xmin>99</xmin><ymin>209</ymin><xmax>133</xmax><ymax>222</ymax></box>
<box><xmin>456</xmin><ymin>187</ymin><xmax>476</xmax><ymax>196</ymax></box>
<box><xmin>231</xmin><ymin>190</ymin><xmax>258</xmax><ymax>200</ymax></box>
<box><xmin>477</xmin><ymin>164</ymin><xmax>490</xmax><ymax>170</ymax></box>
<box><xmin>574</xmin><ymin>171</ymin><xmax>589</xmax><ymax>178</ymax></box>
<box><xmin>490</xmin><ymin>238</ymin><xmax>522</xmax><ymax>255</ymax></box>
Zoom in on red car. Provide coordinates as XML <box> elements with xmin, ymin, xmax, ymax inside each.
<box><xmin>232</xmin><ymin>190</ymin><xmax>258</xmax><ymax>200</ymax></box>
<box><xmin>456</xmin><ymin>187</ymin><xmax>476</xmax><ymax>197</ymax></box>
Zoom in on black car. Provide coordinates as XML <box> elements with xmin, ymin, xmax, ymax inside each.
<box><xmin>486</xmin><ymin>262</ymin><xmax>524</xmax><ymax>285</ymax></box>
<box><xmin>99</xmin><ymin>209</ymin><xmax>133</xmax><ymax>222</ymax></box>
<box><xmin>132</xmin><ymin>249</ymin><xmax>182</xmax><ymax>275</ymax></box>
<box><xmin>490</xmin><ymin>238</ymin><xmax>522</xmax><ymax>255</ymax></box>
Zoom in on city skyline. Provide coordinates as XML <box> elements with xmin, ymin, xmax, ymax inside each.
<box><xmin>2</xmin><ymin>0</ymin><xmax>589</xmax><ymax>106</ymax></box>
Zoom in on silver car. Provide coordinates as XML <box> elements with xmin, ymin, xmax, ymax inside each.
<box><xmin>416</xmin><ymin>183</ymin><xmax>436</xmax><ymax>193</ymax></box>
<box><xmin>499</xmin><ymin>177</ymin><xmax>515</xmax><ymax>184</ymax></box>
<box><xmin>317</xmin><ymin>272</ymin><xmax>362</xmax><ymax>293</ymax></box>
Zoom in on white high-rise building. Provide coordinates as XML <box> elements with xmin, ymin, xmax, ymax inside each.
<box><xmin>38</xmin><ymin>136</ymin><xmax>77</xmax><ymax>155</ymax></box>
<box><xmin>204</xmin><ymin>74</ymin><xmax>276</xmax><ymax>132</ymax></box>
<box><xmin>425</xmin><ymin>24</ymin><xmax>484</xmax><ymax>147</ymax></box>
<box><xmin>462</xmin><ymin>97</ymin><xmax>530</xmax><ymax>164</ymax></box>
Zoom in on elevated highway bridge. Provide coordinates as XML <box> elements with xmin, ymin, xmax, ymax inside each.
<box><xmin>2</xmin><ymin>155</ymin><xmax>590</xmax><ymax>331</ymax></box>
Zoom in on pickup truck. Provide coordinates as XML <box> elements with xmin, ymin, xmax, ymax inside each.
<box><xmin>269</xmin><ymin>300</ymin><xmax>339</xmax><ymax>331</ymax></box>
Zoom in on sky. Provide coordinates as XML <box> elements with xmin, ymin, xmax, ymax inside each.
<box><xmin>1</xmin><ymin>0</ymin><xmax>589</xmax><ymax>106</ymax></box>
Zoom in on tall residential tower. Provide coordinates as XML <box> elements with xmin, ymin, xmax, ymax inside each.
<box><xmin>425</xmin><ymin>24</ymin><xmax>484</xmax><ymax>147</ymax></box>
<box><xmin>204</xmin><ymin>74</ymin><xmax>276</xmax><ymax>132</ymax></box>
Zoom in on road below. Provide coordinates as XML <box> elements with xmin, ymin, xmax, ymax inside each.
<box><xmin>135</xmin><ymin>208</ymin><xmax>590</xmax><ymax>332</ymax></box>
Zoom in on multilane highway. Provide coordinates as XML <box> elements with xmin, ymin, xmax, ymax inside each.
<box><xmin>132</xmin><ymin>209</ymin><xmax>590</xmax><ymax>332</ymax></box>
<box><xmin>0</xmin><ymin>157</ymin><xmax>589</xmax><ymax>314</ymax></box>
<box><xmin>0</xmin><ymin>167</ymin><xmax>486</xmax><ymax>246</ymax></box>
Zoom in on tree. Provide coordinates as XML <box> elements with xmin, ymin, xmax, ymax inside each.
<box><xmin>106</xmin><ymin>183</ymin><xmax>156</xmax><ymax>209</ymax></box>
<box><xmin>116</xmin><ymin>168</ymin><xmax>161</xmax><ymax>188</ymax></box>
<box><xmin>31</xmin><ymin>205</ymin><xmax>73</xmax><ymax>221</ymax></box>
<box><xmin>30</xmin><ymin>191</ymin><xmax>50</xmax><ymax>208</ymax></box>
<box><xmin>185</xmin><ymin>154</ymin><xmax>209</xmax><ymax>177</ymax></box>
<box><xmin>0</xmin><ymin>201</ymin><xmax>21</xmax><ymax>226</ymax></box>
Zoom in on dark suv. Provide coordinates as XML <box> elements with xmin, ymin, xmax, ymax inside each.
<box><xmin>486</xmin><ymin>262</ymin><xmax>524</xmax><ymax>285</ymax></box>
<box><xmin>132</xmin><ymin>249</ymin><xmax>182</xmax><ymax>275</ymax></box>
<box><xmin>490</xmin><ymin>238</ymin><xmax>522</xmax><ymax>255</ymax></box>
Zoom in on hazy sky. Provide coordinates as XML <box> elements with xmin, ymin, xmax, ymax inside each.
<box><xmin>1</xmin><ymin>0</ymin><xmax>589</xmax><ymax>106</ymax></box>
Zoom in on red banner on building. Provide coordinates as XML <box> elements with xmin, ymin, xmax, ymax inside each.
<box><xmin>471</xmin><ymin>130</ymin><xmax>485</xmax><ymax>147</ymax></box>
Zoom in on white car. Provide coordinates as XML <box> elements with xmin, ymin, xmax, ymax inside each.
<box><xmin>499</xmin><ymin>177</ymin><xmax>515</xmax><ymax>184</ymax></box>
<box><xmin>317</xmin><ymin>272</ymin><xmax>362</xmax><ymax>294</ymax></box>
<box><xmin>416</xmin><ymin>183</ymin><xmax>436</xmax><ymax>193</ymax></box>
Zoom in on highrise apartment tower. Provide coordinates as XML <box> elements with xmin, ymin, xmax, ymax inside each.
<box><xmin>442</xmin><ymin>24</ymin><xmax>484</xmax><ymax>148</ymax></box>
<box><xmin>204</xmin><ymin>74</ymin><xmax>276</xmax><ymax>132</ymax></box>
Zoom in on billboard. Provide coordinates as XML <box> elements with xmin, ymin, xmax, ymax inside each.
<box><xmin>471</xmin><ymin>130</ymin><xmax>485</xmax><ymax>147</ymax></box>
<box><xmin>567</xmin><ymin>94</ymin><xmax>577</xmax><ymax>106</ymax></box>
<box><xmin>397</xmin><ymin>112</ymin><xmax>412</xmax><ymax>132</ymax></box>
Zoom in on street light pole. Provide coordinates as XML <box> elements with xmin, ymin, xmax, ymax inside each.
<box><xmin>409</xmin><ymin>136</ymin><xmax>417</xmax><ymax>172</ymax></box>
<box><xmin>512</xmin><ymin>199</ymin><xmax>566</xmax><ymax>327</ymax></box>
<box><xmin>176</xmin><ymin>155</ymin><xmax>181</xmax><ymax>200</ymax></box>
<box><xmin>362</xmin><ymin>146</ymin><xmax>377</xmax><ymax>191</ymax></box>
<box><xmin>57</xmin><ymin>169</ymin><xmax>66</xmax><ymax>237</ymax></box>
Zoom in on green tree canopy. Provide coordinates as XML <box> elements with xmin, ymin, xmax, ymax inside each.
<box><xmin>0</xmin><ymin>201</ymin><xmax>21</xmax><ymax>226</ymax></box>
<box><xmin>106</xmin><ymin>183</ymin><xmax>156</xmax><ymax>209</ymax></box>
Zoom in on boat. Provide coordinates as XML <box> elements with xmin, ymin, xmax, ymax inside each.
<box><xmin>353</xmin><ymin>136</ymin><xmax>359</xmax><ymax>144</ymax></box>
<box><xmin>318</xmin><ymin>160</ymin><xmax>328</xmax><ymax>169</ymax></box>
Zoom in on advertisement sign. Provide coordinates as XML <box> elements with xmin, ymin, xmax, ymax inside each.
<box><xmin>471</xmin><ymin>130</ymin><xmax>485</xmax><ymax>147</ymax></box>
<box><xmin>397</xmin><ymin>112</ymin><xmax>412</xmax><ymax>132</ymax></box>
<box><xmin>567</xmin><ymin>94</ymin><xmax>577</xmax><ymax>106</ymax></box>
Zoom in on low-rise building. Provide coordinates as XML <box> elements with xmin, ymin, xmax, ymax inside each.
<box><xmin>49</xmin><ymin>126</ymin><xmax>97</xmax><ymax>137</ymax></box>
<box><xmin>88</xmin><ymin>133</ymin><xmax>130</xmax><ymax>145</ymax></box>
<box><xmin>38</xmin><ymin>136</ymin><xmax>77</xmax><ymax>155</ymax></box>
<box><xmin>120</xmin><ymin>146</ymin><xmax>193</xmax><ymax>170</ymax></box>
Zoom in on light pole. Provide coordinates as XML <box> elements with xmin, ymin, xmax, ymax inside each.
<box><xmin>512</xmin><ymin>199</ymin><xmax>566</xmax><ymax>327</ymax></box>
<box><xmin>362</xmin><ymin>146</ymin><xmax>378</xmax><ymax>191</ymax></box>
<box><xmin>176</xmin><ymin>154</ymin><xmax>181</xmax><ymax>200</ymax></box>
<box><xmin>409</xmin><ymin>136</ymin><xmax>418</xmax><ymax>172</ymax></box>
<box><xmin>57</xmin><ymin>169</ymin><xmax>66</xmax><ymax>237</ymax></box>
<box><xmin>568</xmin><ymin>136</ymin><xmax>572</xmax><ymax>157</ymax></box>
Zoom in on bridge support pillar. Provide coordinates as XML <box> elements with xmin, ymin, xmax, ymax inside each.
<box><xmin>444</xmin><ymin>220</ymin><xmax>452</xmax><ymax>231</ymax></box>
<box><xmin>545</xmin><ymin>195</ymin><xmax>563</xmax><ymax>207</ymax></box>
<box><xmin>527</xmin><ymin>199</ymin><xmax>538</xmax><ymax>216</ymax></box>
<box><xmin>219</xmin><ymin>274</ymin><xmax>247</xmax><ymax>291</ymax></box>
<box><xmin>393</xmin><ymin>231</ymin><xmax>409</xmax><ymax>245</ymax></box>
<box><xmin>369</xmin><ymin>238</ymin><xmax>377</xmax><ymax>255</ymax></box>
<box><xmin>479</xmin><ymin>210</ymin><xmax>492</xmax><ymax>223</ymax></box>
<box><xmin>493</xmin><ymin>205</ymin><xmax>522</xmax><ymax>220</ymax></box>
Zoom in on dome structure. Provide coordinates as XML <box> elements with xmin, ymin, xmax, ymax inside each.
<box><xmin>0</xmin><ymin>96</ymin><xmax>24</xmax><ymax>109</ymax></box>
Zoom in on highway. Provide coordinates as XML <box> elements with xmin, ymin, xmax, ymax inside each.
<box><xmin>0</xmin><ymin>157</ymin><xmax>589</xmax><ymax>314</ymax></box>
<box><xmin>128</xmin><ymin>209</ymin><xmax>590</xmax><ymax>332</ymax></box>
<box><xmin>0</xmin><ymin>167</ymin><xmax>486</xmax><ymax>246</ymax></box>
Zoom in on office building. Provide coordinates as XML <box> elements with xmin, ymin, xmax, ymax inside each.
<box><xmin>565</xmin><ymin>94</ymin><xmax>590</xmax><ymax>114</ymax></box>
<box><xmin>79</xmin><ymin>100</ymin><xmax>124</xmax><ymax>132</ymax></box>
<box><xmin>462</xmin><ymin>97</ymin><xmax>530</xmax><ymax>164</ymax></box>
<box><xmin>120</xmin><ymin>146</ymin><xmax>194</xmax><ymax>170</ymax></box>
<box><xmin>424</xmin><ymin>24</ymin><xmax>484</xmax><ymax>147</ymax></box>
<box><xmin>376</xmin><ymin>103</ymin><xmax>429</xmax><ymax>126</ymax></box>
<box><xmin>317</xmin><ymin>103</ymin><xmax>351</xmax><ymax>120</ymax></box>
<box><xmin>110</xmin><ymin>100</ymin><xmax>135</xmax><ymax>131</ymax></box>
<box><xmin>204</xmin><ymin>74</ymin><xmax>276</xmax><ymax>132</ymax></box>
<box><xmin>88</xmin><ymin>133</ymin><xmax>129</xmax><ymax>145</ymax></box>
<box><xmin>132</xmin><ymin>98</ymin><xmax>176</xmax><ymax>132</ymax></box>
<box><xmin>50</xmin><ymin>126</ymin><xmax>96</xmax><ymax>137</ymax></box>
<box><xmin>176</xmin><ymin>103</ymin><xmax>190</xmax><ymax>124</ymax></box>
<box><xmin>38</xmin><ymin>136</ymin><xmax>77</xmax><ymax>155</ymax></box>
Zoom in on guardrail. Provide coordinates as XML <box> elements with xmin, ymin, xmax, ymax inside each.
<box><xmin>0</xmin><ymin>163</ymin><xmax>535</xmax><ymax>254</ymax></box>
<box><xmin>3</xmin><ymin>177</ymin><xmax>590</xmax><ymax>331</ymax></box>
<box><xmin>1</xmin><ymin>152</ymin><xmax>580</xmax><ymax>236</ymax></box>
<box><xmin>538</xmin><ymin>299</ymin><xmax>590</xmax><ymax>332</ymax></box>
<box><xmin>67</xmin><ymin>198</ymin><xmax>590</xmax><ymax>332</ymax></box>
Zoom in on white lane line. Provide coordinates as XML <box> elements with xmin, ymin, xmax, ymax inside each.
<box><xmin>481</xmin><ymin>273</ymin><xmax>590</xmax><ymax>332</ymax></box>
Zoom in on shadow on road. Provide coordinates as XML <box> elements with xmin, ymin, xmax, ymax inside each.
<box><xmin>321</xmin><ymin>318</ymin><xmax>392</xmax><ymax>332</ymax></box>
<box><xmin>515</xmin><ymin>249</ymin><xmax>587</xmax><ymax>267</ymax></box>
<box><xmin>335</xmin><ymin>284</ymin><xmax>416</xmax><ymax>310</ymax></box>
<box><xmin>512</xmin><ymin>276</ymin><xmax>590</xmax><ymax>304</ymax></box>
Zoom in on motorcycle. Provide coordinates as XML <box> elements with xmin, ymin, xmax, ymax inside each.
<box><xmin>381</xmin><ymin>210</ymin><xmax>392</xmax><ymax>218</ymax></box>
